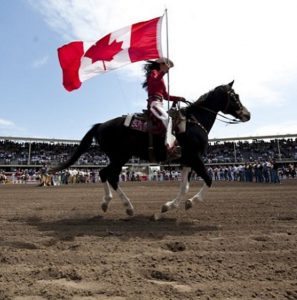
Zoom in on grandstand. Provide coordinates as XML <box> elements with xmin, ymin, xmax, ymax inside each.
<box><xmin>1</xmin><ymin>134</ymin><xmax>296</xmax><ymax>170</ymax></box>
<box><xmin>1</xmin><ymin>134</ymin><xmax>296</xmax><ymax>185</ymax></box>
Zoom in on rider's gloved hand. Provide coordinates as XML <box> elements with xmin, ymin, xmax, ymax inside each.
<box><xmin>172</xmin><ymin>97</ymin><xmax>186</xmax><ymax>108</ymax></box>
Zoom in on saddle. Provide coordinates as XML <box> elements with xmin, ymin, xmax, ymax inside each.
<box><xmin>123</xmin><ymin>108</ymin><xmax>186</xmax><ymax>135</ymax></box>
<box><xmin>123</xmin><ymin>110</ymin><xmax>164</xmax><ymax>135</ymax></box>
<box><xmin>123</xmin><ymin>109</ymin><xmax>186</xmax><ymax>162</ymax></box>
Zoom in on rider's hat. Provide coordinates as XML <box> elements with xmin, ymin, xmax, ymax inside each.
<box><xmin>155</xmin><ymin>57</ymin><xmax>174</xmax><ymax>68</ymax></box>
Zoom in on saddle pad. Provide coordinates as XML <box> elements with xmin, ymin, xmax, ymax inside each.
<box><xmin>124</xmin><ymin>114</ymin><xmax>148</xmax><ymax>132</ymax></box>
<box><xmin>124</xmin><ymin>113</ymin><xmax>164</xmax><ymax>135</ymax></box>
<box><xmin>130</xmin><ymin>118</ymin><xmax>148</xmax><ymax>132</ymax></box>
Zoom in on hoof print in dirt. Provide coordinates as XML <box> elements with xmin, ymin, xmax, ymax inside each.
<box><xmin>166</xmin><ymin>241</ymin><xmax>186</xmax><ymax>252</ymax></box>
<box><xmin>150</xmin><ymin>270</ymin><xmax>174</xmax><ymax>281</ymax></box>
<box><xmin>47</xmin><ymin>267</ymin><xmax>82</xmax><ymax>281</ymax></box>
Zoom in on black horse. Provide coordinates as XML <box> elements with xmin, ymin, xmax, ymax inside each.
<box><xmin>50</xmin><ymin>81</ymin><xmax>250</xmax><ymax>216</ymax></box>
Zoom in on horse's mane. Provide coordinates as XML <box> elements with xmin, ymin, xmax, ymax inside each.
<box><xmin>191</xmin><ymin>83</ymin><xmax>230</xmax><ymax>108</ymax></box>
<box><xmin>192</xmin><ymin>89</ymin><xmax>215</xmax><ymax>107</ymax></box>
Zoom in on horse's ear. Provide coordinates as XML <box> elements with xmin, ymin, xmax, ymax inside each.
<box><xmin>228</xmin><ymin>80</ymin><xmax>234</xmax><ymax>88</ymax></box>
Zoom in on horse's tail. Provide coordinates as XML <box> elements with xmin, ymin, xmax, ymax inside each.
<box><xmin>49</xmin><ymin>124</ymin><xmax>99</xmax><ymax>174</ymax></box>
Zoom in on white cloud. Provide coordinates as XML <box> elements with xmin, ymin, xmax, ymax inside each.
<box><xmin>0</xmin><ymin>119</ymin><xmax>26</xmax><ymax>136</ymax></box>
<box><xmin>0</xmin><ymin>118</ymin><xmax>14</xmax><ymax>127</ymax></box>
<box><xmin>29</xmin><ymin>0</ymin><xmax>164</xmax><ymax>40</ymax></box>
<box><xmin>28</xmin><ymin>0</ymin><xmax>297</xmax><ymax>138</ymax></box>
<box><xmin>31</xmin><ymin>0</ymin><xmax>297</xmax><ymax>100</ymax></box>
<box><xmin>253</xmin><ymin>121</ymin><xmax>297</xmax><ymax>136</ymax></box>
<box><xmin>32</xmin><ymin>55</ymin><xmax>49</xmax><ymax>68</ymax></box>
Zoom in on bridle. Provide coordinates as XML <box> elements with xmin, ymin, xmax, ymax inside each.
<box><xmin>220</xmin><ymin>89</ymin><xmax>244</xmax><ymax>124</ymax></box>
<box><xmin>184</xmin><ymin>89</ymin><xmax>244</xmax><ymax>125</ymax></box>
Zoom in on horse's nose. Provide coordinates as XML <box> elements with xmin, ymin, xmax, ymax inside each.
<box><xmin>246</xmin><ymin>112</ymin><xmax>251</xmax><ymax>121</ymax></box>
<box><xmin>241</xmin><ymin>107</ymin><xmax>251</xmax><ymax>122</ymax></box>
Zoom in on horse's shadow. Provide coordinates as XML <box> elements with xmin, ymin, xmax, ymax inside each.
<box><xmin>25</xmin><ymin>214</ymin><xmax>220</xmax><ymax>241</ymax></box>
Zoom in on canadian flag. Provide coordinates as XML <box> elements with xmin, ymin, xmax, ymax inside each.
<box><xmin>58</xmin><ymin>16</ymin><xmax>163</xmax><ymax>91</ymax></box>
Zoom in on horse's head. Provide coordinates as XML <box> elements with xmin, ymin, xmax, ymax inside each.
<box><xmin>218</xmin><ymin>81</ymin><xmax>251</xmax><ymax>122</ymax></box>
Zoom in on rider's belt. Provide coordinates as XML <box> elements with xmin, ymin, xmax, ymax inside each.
<box><xmin>148</xmin><ymin>95</ymin><xmax>163</xmax><ymax>101</ymax></box>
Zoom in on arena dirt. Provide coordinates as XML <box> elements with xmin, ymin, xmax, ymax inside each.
<box><xmin>1</xmin><ymin>180</ymin><xmax>297</xmax><ymax>299</ymax></box>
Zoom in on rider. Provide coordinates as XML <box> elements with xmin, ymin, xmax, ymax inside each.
<box><xmin>142</xmin><ymin>57</ymin><xmax>186</xmax><ymax>151</ymax></box>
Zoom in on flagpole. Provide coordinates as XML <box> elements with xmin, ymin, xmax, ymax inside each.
<box><xmin>164</xmin><ymin>8</ymin><xmax>170</xmax><ymax>112</ymax></box>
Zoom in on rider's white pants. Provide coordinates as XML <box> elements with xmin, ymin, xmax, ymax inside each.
<box><xmin>149</xmin><ymin>100</ymin><xmax>175</xmax><ymax>148</ymax></box>
<box><xmin>149</xmin><ymin>100</ymin><xmax>169</xmax><ymax>128</ymax></box>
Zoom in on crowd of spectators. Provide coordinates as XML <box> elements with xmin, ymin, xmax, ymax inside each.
<box><xmin>1</xmin><ymin>138</ymin><xmax>297</xmax><ymax>166</ymax></box>
<box><xmin>0</xmin><ymin>138</ymin><xmax>296</xmax><ymax>184</ymax></box>
<box><xmin>206</xmin><ymin>162</ymin><xmax>296</xmax><ymax>183</ymax></box>
<box><xmin>206</xmin><ymin>138</ymin><xmax>297</xmax><ymax>163</ymax></box>
<box><xmin>1</xmin><ymin>161</ymin><xmax>295</xmax><ymax>185</ymax></box>
<box><xmin>0</xmin><ymin>141</ymin><xmax>109</xmax><ymax>166</ymax></box>
<box><xmin>150</xmin><ymin>162</ymin><xmax>296</xmax><ymax>183</ymax></box>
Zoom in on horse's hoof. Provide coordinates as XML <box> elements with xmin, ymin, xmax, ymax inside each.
<box><xmin>185</xmin><ymin>200</ymin><xmax>193</xmax><ymax>210</ymax></box>
<box><xmin>126</xmin><ymin>208</ymin><xmax>134</xmax><ymax>216</ymax></box>
<box><xmin>161</xmin><ymin>204</ymin><xmax>169</xmax><ymax>213</ymax></box>
<box><xmin>101</xmin><ymin>202</ymin><xmax>108</xmax><ymax>213</ymax></box>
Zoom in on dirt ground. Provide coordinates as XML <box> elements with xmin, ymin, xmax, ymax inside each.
<box><xmin>1</xmin><ymin>180</ymin><xmax>297</xmax><ymax>300</ymax></box>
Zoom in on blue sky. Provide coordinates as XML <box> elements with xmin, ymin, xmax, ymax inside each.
<box><xmin>1</xmin><ymin>0</ymin><xmax>297</xmax><ymax>140</ymax></box>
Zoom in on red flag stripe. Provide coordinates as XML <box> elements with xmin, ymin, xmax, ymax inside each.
<box><xmin>58</xmin><ymin>41</ymin><xmax>84</xmax><ymax>91</ymax></box>
<box><xmin>57</xmin><ymin>16</ymin><xmax>163</xmax><ymax>92</ymax></box>
<box><xmin>129</xmin><ymin>17</ymin><xmax>162</xmax><ymax>62</ymax></box>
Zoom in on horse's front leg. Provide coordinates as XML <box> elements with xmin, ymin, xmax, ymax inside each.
<box><xmin>184</xmin><ymin>154</ymin><xmax>212</xmax><ymax>210</ymax></box>
<box><xmin>161</xmin><ymin>167</ymin><xmax>191</xmax><ymax>213</ymax></box>
<box><xmin>185</xmin><ymin>183</ymin><xmax>209</xmax><ymax>210</ymax></box>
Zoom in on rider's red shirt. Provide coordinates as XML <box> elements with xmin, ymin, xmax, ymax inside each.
<box><xmin>147</xmin><ymin>70</ymin><xmax>180</xmax><ymax>101</ymax></box>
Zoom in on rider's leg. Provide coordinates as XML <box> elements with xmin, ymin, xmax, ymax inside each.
<box><xmin>150</xmin><ymin>100</ymin><xmax>176</xmax><ymax>149</ymax></box>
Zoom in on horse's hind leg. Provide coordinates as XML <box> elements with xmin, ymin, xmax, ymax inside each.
<box><xmin>100</xmin><ymin>162</ymin><xmax>134</xmax><ymax>216</ymax></box>
<box><xmin>185</xmin><ymin>183</ymin><xmax>209</xmax><ymax>210</ymax></box>
<box><xmin>115</xmin><ymin>186</ymin><xmax>134</xmax><ymax>216</ymax></box>
<box><xmin>101</xmin><ymin>181</ymin><xmax>113</xmax><ymax>212</ymax></box>
<box><xmin>161</xmin><ymin>167</ymin><xmax>191</xmax><ymax>213</ymax></box>
<box><xmin>99</xmin><ymin>167</ymin><xmax>113</xmax><ymax>213</ymax></box>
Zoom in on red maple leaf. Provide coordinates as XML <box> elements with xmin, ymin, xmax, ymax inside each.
<box><xmin>84</xmin><ymin>34</ymin><xmax>123</xmax><ymax>63</ymax></box>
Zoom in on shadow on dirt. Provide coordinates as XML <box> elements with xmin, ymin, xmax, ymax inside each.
<box><xmin>23</xmin><ymin>214</ymin><xmax>221</xmax><ymax>240</ymax></box>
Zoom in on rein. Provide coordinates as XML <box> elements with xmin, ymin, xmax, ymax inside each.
<box><xmin>183</xmin><ymin>99</ymin><xmax>242</xmax><ymax>125</ymax></box>
<box><xmin>197</xmin><ymin>105</ymin><xmax>242</xmax><ymax>124</ymax></box>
